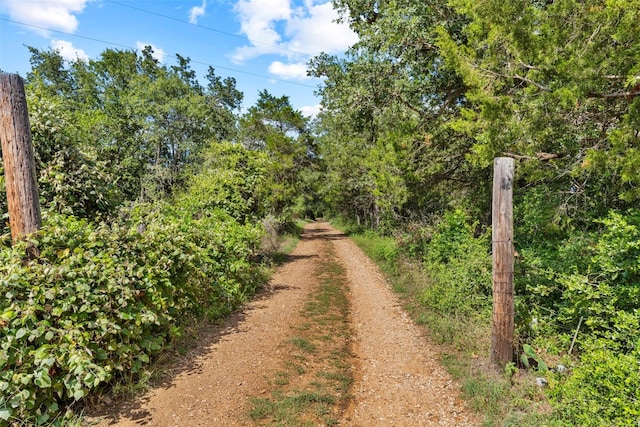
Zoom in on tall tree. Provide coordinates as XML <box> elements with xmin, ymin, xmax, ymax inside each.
<box><xmin>437</xmin><ymin>0</ymin><xmax>640</xmax><ymax>225</ymax></box>
<box><xmin>309</xmin><ymin>0</ymin><xmax>480</xmax><ymax>227</ymax></box>
<box><xmin>23</xmin><ymin>46</ymin><xmax>244</xmax><ymax>202</ymax></box>
<box><xmin>239</xmin><ymin>90</ymin><xmax>314</xmax><ymax>221</ymax></box>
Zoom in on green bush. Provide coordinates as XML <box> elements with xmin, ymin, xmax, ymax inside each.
<box><xmin>552</xmin><ymin>342</ymin><xmax>640</xmax><ymax>426</ymax></box>
<box><xmin>540</xmin><ymin>211</ymin><xmax>640</xmax><ymax>350</ymax></box>
<box><xmin>415</xmin><ymin>210</ymin><xmax>492</xmax><ymax>316</ymax></box>
<box><xmin>181</xmin><ymin>141</ymin><xmax>269</xmax><ymax>223</ymax></box>
<box><xmin>0</xmin><ymin>202</ymin><xmax>262</xmax><ymax>426</ymax></box>
<box><xmin>27</xmin><ymin>85</ymin><xmax>122</xmax><ymax>219</ymax></box>
<box><xmin>515</xmin><ymin>210</ymin><xmax>640</xmax><ymax>424</ymax></box>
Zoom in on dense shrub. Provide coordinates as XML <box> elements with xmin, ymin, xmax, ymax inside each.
<box><xmin>552</xmin><ymin>343</ymin><xmax>640</xmax><ymax>426</ymax></box>
<box><xmin>404</xmin><ymin>210</ymin><xmax>492</xmax><ymax>317</ymax></box>
<box><xmin>27</xmin><ymin>83</ymin><xmax>122</xmax><ymax>219</ymax></box>
<box><xmin>181</xmin><ymin>141</ymin><xmax>269</xmax><ymax>223</ymax></box>
<box><xmin>519</xmin><ymin>210</ymin><xmax>640</xmax><ymax>343</ymax></box>
<box><xmin>514</xmin><ymin>209</ymin><xmax>640</xmax><ymax>424</ymax></box>
<box><xmin>0</xmin><ymin>202</ymin><xmax>263</xmax><ymax>425</ymax></box>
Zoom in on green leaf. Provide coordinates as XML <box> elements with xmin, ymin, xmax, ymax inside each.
<box><xmin>1</xmin><ymin>309</ymin><xmax>15</xmax><ymax>321</ymax></box>
<box><xmin>36</xmin><ymin>412</ymin><xmax>50</xmax><ymax>424</ymax></box>
<box><xmin>522</xmin><ymin>344</ymin><xmax>536</xmax><ymax>359</ymax></box>
<box><xmin>73</xmin><ymin>388</ymin><xmax>85</xmax><ymax>400</ymax></box>
<box><xmin>96</xmin><ymin>348</ymin><xmax>108</xmax><ymax>360</ymax></box>
<box><xmin>34</xmin><ymin>372</ymin><xmax>52</xmax><ymax>388</ymax></box>
<box><xmin>0</xmin><ymin>408</ymin><xmax>11</xmax><ymax>421</ymax></box>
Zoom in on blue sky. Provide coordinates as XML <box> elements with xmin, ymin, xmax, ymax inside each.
<box><xmin>0</xmin><ymin>0</ymin><xmax>358</xmax><ymax>115</ymax></box>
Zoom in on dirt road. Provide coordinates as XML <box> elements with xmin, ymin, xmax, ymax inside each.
<box><xmin>88</xmin><ymin>222</ymin><xmax>476</xmax><ymax>426</ymax></box>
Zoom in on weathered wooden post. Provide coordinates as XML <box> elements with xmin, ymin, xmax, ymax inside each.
<box><xmin>491</xmin><ymin>157</ymin><xmax>515</xmax><ymax>367</ymax></box>
<box><xmin>0</xmin><ymin>73</ymin><xmax>42</xmax><ymax>252</ymax></box>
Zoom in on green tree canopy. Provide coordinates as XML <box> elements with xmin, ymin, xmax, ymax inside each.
<box><xmin>23</xmin><ymin>46</ymin><xmax>243</xmax><ymax>202</ymax></box>
<box><xmin>239</xmin><ymin>90</ymin><xmax>315</xmax><ymax>223</ymax></box>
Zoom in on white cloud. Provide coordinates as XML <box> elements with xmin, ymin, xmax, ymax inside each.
<box><xmin>2</xmin><ymin>0</ymin><xmax>91</xmax><ymax>37</ymax></box>
<box><xmin>231</xmin><ymin>0</ymin><xmax>291</xmax><ymax>62</ymax></box>
<box><xmin>136</xmin><ymin>41</ymin><xmax>166</xmax><ymax>63</ymax></box>
<box><xmin>286</xmin><ymin>2</ymin><xmax>358</xmax><ymax>56</ymax></box>
<box><xmin>231</xmin><ymin>0</ymin><xmax>357</xmax><ymax>67</ymax></box>
<box><xmin>268</xmin><ymin>61</ymin><xmax>309</xmax><ymax>80</ymax></box>
<box><xmin>189</xmin><ymin>0</ymin><xmax>206</xmax><ymax>24</ymax></box>
<box><xmin>50</xmin><ymin>39</ymin><xmax>88</xmax><ymax>61</ymax></box>
<box><xmin>300</xmin><ymin>103</ymin><xmax>321</xmax><ymax>118</ymax></box>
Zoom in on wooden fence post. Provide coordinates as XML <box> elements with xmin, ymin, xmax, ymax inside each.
<box><xmin>0</xmin><ymin>73</ymin><xmax>42</xmax><ymax>251</ymax></box>
<box><xmin>491</xmin><ymin>157</ymin><xmax>515</xmax><ymax>367</ymax></box>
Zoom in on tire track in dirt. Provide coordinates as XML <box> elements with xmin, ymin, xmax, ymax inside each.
<box><xmin>331</xmin><ymin>227</ymin><xmax>477</xmax><ymax>426</ymax></box>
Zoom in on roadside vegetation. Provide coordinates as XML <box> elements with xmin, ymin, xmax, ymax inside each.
<box><xmin>2</xmin><ymin>0</ymin><xmax>640</xmax><ymax>425</ymax></box>
<box><xmin>0</xmin><ymin>48</ymin><xmax>317</xmax><ymax>426</ymax></box>
<box><xmin>335</xmin><ymin>205</ymin><xmax>640</xmax><ymax>426</ymax></box>
<box><xmin>338</xmin><ymin>219</ymin><xmax>552</xmax><ymax>426</ymax></box>
<box><xmin>312</xmin><ymin>1</ymin><xmax>640</xmax><ymax>425</ymax></box>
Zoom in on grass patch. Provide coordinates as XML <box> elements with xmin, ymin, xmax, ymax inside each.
<box><xmin>250</xmin><ymin>392</ymin><xmax>338</xmax><ymax>427</ymax></box>
<box><xmin>289</xmin><ymin>337</ymin><xmax>317</xmax><ymax>353</ymax></box>
<box><xmin>274</xmin><ymin>371</ymin><xmax>291</xmax><ymax>386</ymax></box>
<box><xmin>248</xmin><ymin>241</ymin><xmax>353</xmax><ymax>426</ymax></box>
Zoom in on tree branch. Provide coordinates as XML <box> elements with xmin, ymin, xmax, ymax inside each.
<box><xmin>471</xmin><ymin>64</ymin><xmax>551</xmax><ymax>92</ymax></box>
<box><xmin>513</xmin><ymin>74</ymin><xmax>551</xmax><ymax>91</ymax></box>
<box><xmin>586</xmin><ymin>90</ymin><xmax>640</xmax><ymax>99</ymax></box>
<box><xmin>503</xmin><ymin>152</ymin><xmax>563</xmax><ymax>161</ymax></box>
<box><xmin>392</xmin><ymin>86</ymin><xmax>465</xmax><ymax>122</ymax></box>
<box><xmin>391</xmin><ymin>91</ymin><xmax>425</xmax><ymax>116</ymax></box>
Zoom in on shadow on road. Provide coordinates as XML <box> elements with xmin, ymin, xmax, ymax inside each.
<box><xmin>84</xmin><ymin>269</ymin><xmax>304</xmax><ymax>425</ymax></box>
<box><xmin>299</xmin><ymin>226</ymin><xmax>346</xmax><ymax>241</ymax></box>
